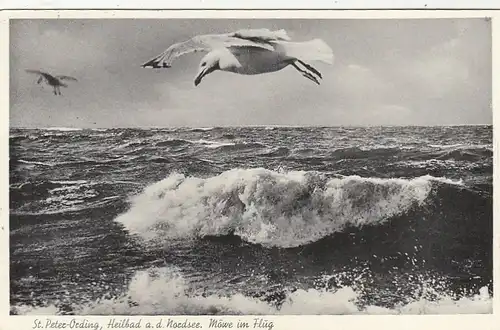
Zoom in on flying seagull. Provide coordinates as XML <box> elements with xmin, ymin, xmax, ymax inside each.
<box><xmin>25</xmin><ymin>70</ymin><xmax>78</xmax><ymax>95</ymax></box>
<box><xmin>141</xmin><ymin>28</ymin><xmax>334</xmax><ymax>86</ymax></box>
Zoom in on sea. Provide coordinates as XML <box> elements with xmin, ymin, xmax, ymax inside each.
<box><xmin>9</xmin><ymin>125</ymin><xmax>493</xmax><ymax>315</ymax></box>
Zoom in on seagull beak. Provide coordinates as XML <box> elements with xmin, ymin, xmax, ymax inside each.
<box><xmin>194</xmin><ymin>65</ymin><xmax>217</xmax><ymax>87</ymax></box>
<box><xmin>194</xmin><ymin>68</ymin><xmax>208</xmax><ymax>86</ymax></box>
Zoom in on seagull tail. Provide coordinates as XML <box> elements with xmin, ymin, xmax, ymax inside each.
<box><xmin>282</xmin><ymin>39</ymin><xmax>334</xmax><ymax>65</ymax></box>
<box><xmin>273</xmin><ymin>29</ymin><xmax>292</xmax><ymax>41</ymax></box>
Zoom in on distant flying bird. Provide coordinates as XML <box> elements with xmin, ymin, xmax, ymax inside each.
<box><xmin>141</xmin><ymin>28</ymin><xmax>334</xmax><ymax>86</ymax></box>
<box><xmin>25</xmin><ymin>70</ymin><xmax>78</xmax><ymax>95</ymax></box>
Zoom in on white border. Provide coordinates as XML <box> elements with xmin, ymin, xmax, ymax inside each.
<box><xmin>1</xmin><ymin>8</ymin><xmax>498</xmax><ymax>330</ymax></box>
<box><xmin>1</xmin><ymin>1</ymin><xmax>500</xmax><ymax>10</ymax></box>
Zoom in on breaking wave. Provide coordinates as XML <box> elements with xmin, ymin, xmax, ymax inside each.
<box><xmin>12</xmin><ymin>266</ymin><xmax>492</xmax><ymax>315</ymax></box>
<box><xmin>115</xmin><ymin>168</ymin><xmax>460</xmax><ymax>248</ymax></box>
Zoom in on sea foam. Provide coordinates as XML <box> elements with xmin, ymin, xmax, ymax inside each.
<box><xmin>115</xmin><ymin>168</ymin><xmax>444</xmax><ymax>248</ymax></box>
<box><xmin>12</xmin><ymin>266</ymin><xmax>492</xmax><ymax>316</ymax></box>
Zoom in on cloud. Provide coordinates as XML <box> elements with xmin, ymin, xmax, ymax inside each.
<box><xmin>12</xmin><ymin>27</ymin><xmax>107</xmax><ymax>75</ymax></box>
<box><xmin>399</xmin><ymin>37</ymin><xmax>470</xmax><ymax>98</ymax></box>
<box><xmin>9</xmin><ymin>19</ymin><xmax>492</xmax><ymax>128</ymax></box>
<box><xmin>368</xmin><ymin>105</ymin><xmax>413</xmax><ymax>125</ymax></box>
<box><xmin>335</xmin><ymin>63</ymin><xmax>394</xmax><ymax>102</ymax></box>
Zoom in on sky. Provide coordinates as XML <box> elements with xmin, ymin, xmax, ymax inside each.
<box><xmin>10</xmin><ymin>18</ymin><xmax>492</xmax><ymax>128</ymax></box>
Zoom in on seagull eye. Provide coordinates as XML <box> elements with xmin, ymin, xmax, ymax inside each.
<box><xmin>201</xmin><ymin>62</ymin><xmax>206</xmax><ymax>67</ymax></box>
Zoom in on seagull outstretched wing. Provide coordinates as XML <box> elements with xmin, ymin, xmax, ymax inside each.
<box><xmin>25</xmin><ymin>69</ymin><xmax>55</xmax><ymax>81</ymax></box>
<box><xmin>232</xmin><ymin>28</ymin><xmax>291</xmax><ymax>42</ymax></box>
<box><xmin>56</xmin><ymin>75</ymin><xmax>78</xmax><ymax>82</ymax></box>
<box><xmin>141</xmin><ymin>28</ymin><xmax>291</xmax><ymax>69</ymax></box>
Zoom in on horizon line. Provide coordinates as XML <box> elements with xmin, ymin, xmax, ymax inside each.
<box><xmin>9</xmin><ymin>123</ymin><xmax>494</xmax><ymax>130</ymax></box>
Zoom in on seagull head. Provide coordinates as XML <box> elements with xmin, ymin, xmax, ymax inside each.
<box><xmin>194</xmin><ymin>53</ymin><xmax>220</xmax><ymax>86</ymax></box>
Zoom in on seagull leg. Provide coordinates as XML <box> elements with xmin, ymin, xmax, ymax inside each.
<box><xmin>296</xmin><ymin>60</ymin><xmax>323</xmax><ymax>79</ymax></box>
<box><xmin>291</xmin><ymin>62</ymin><xmax>320</xmax><ymax>85</ymax></box>
<box><xmin>302</xmin><ymin>71</ymin><xmax>320</xmax><ymax>85</ymax></box>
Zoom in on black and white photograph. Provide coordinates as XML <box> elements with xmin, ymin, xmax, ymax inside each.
<box><xmin>8</xmin><ymin>15</ymin><xmax>493</xmax><ymax>316</ymax></box>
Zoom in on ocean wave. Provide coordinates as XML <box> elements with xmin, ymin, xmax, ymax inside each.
<box><xmin>428</xmin><ymin>143</ymin><xmax>492</xmax><ymax>150</ymax></box>
<box><xmin>11</xmin><ymin>266</ymin><xmax>492</xmax><ymax>315</ymax></box>
<box><xmin>10</xmin><ymin>179</ymin><xmax>130</xmax><ymax>216</ymax></box>
<box><xmin>405</xmin><ymin>148</ymin><xmax>493</xmax><ymax>163</ymax></box>
<box><xmin>10</xmin><ymin>180</ymin><xmax>59</xmax><ymax>198</ymax></box>
<box><xmin>11</xmin><ymin>197</ymin><xmax>123</xmax><ymax>217</ymax></box>
<box><xmin>115</xmin><ymin>168</ymin><xmax>452</xmax><ymax>248</ymax></box>
<box><xmin>42</xmin><ymin>132</ymin><xmax>67</xmax><ymax>137</ymax></box>
<box><xmin>17</xmin><ymin>183</ymin><xmax>99</xmax><ymax>215</ymax></box>
<box><xmin>435</xmin><ymin>149</ymin><xmax>493</xmax><ymax>161</ymax></box>
<box><xmin>259</xmin><ymin>147</ymin><xmax>290</xmax><ymax>157</ymax></box>
<box><xmin>189</xmin><ymin>127</ymin><xmax>215</xmax><ymax>132</ymax></box>
<box><xmin>155</xmin><ymin>139</ymin><xmax>192</xmax><ymax>147</ymax></box>
<box><xmin>50</xmin><ymin>180</ymin><xmax>89</xmax><ymax>185</ymax></box>
<box><xmin>218</xmin><ymin>143</ymin><xmax>267</xmax><ymax>152</ymax></box>
<box><xmin>189</xmin><ymin>139</ymin><xmax>267</xmax><ymax>151</ymax></box>
<box><xmin>329</xmin><ymin>147</ymin><xmax>402</xmax><ymax>159</ymax></box>
<box><xmin>396</xmin><ymin>159</ymin><xmax>478</xmax><ymax>171</ymax></box>
<box><xmin>17</xmin><ymin>158</ymin><xmax>125</xmax><ymax>168</ymax></box>
<box><xmin>17</xmin><ymin>159</ymin><xmax>55</xmax><ymax>167</ymax></box>
<box><xmin>191</xmin><ymin>139</ymin><xmax>235</xmax><ymax>149</ymax></box>
<box><xmin>40</xmin><ymin>127</ymin><xmax>84</xmax><ymax>131</ymax></box>
<box><xmin>113</xmin><ymin>140</ymin><xmax>150</xmax><ymax>150</ymax></box>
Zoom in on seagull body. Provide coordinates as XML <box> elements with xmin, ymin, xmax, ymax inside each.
<box><xmin>142</xmin><ymin>29</ymin><xmax>334</xmax><ymax>86</ymax></box>
<box><xmin>25</xmin><ymin>70</ymin><xmax>78</xmax><ymax>95</ymax></box>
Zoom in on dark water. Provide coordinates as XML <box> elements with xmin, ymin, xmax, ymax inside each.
<box><xmin>9</xmin><ymin>126</ymin><xmax>493</xmax><ymax>315</ymax></box>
